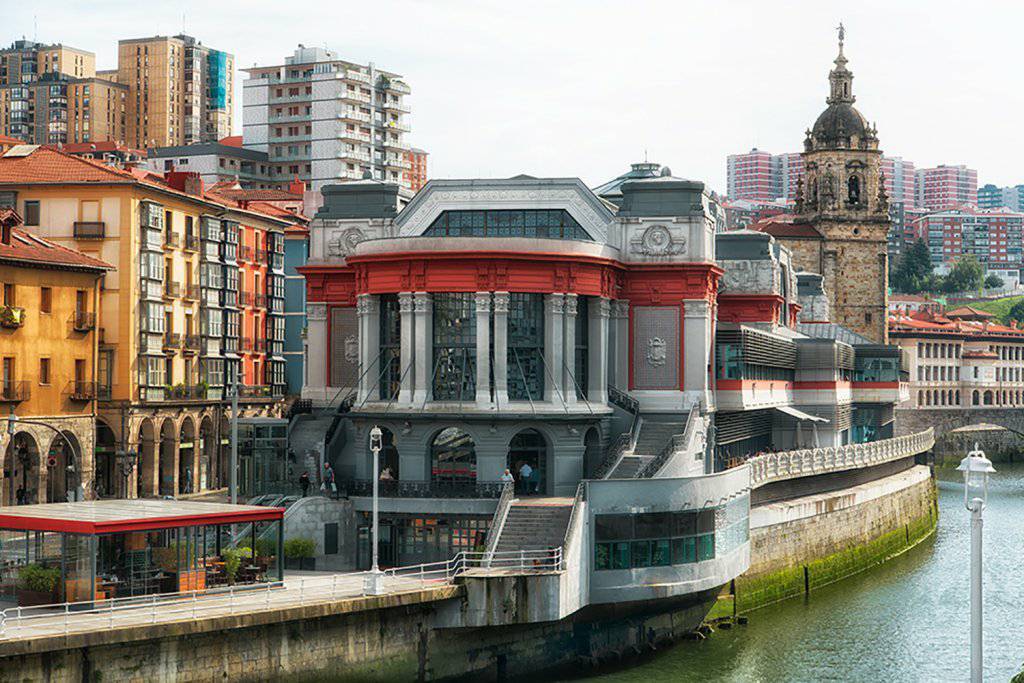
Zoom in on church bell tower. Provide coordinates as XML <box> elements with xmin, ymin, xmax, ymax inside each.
<box><xmin>794</xmin><ymin>27</ymin><xmax>890</xmax><ymax>343</ymax></box>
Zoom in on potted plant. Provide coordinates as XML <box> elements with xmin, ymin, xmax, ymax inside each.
<box><xmin>221</xmin><ymin>546</ymin><xmax>253</xmax><ymax>584</ymax></box>
<box><xmin>17</xmin><ymin>564</ymin><xmax>60</xmax><ymax>606</ymax></box>
<box><xmin>284</xmin><ymin>537</ymin><xmax>317</xmax><ymax>571</ymax></box>
<box><xmin>254</xmin><ymin>538</ymin><xmax>277</xmax><ymax>571</ymax></box>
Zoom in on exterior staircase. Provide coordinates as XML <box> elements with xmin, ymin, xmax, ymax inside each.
<box><xmin>631</xmin><ymin>414</ymin><xmax>689</xmax><ymax>456</ymax></box>
<box><xmin>493</xmin><ymin>499</ymin><xmax>574</xmax><ymax>554</ymax></box>
<box><xmin>287</xmin><ymin>413</ymin><xmax>335</xmax><ymax>462</ymax></box>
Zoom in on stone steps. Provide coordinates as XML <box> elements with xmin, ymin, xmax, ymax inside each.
<box><xmin>493</xmin><ymin>504</ymin><xmax>573</xmax><ymax>553</ymax></box>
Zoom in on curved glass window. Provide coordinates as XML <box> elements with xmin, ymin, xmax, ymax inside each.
<box><xmin>574</xmin><ymin>296</ymin><xmax>589</xmax><ymax>399</ymax></box>
<box><xmin>379</xmin><ymin>295</ymin><xmax>401</xmax><ymax>400</ymax></box>
<box><xmin>423</xmin><ymin>210</ymin><xmax>591</xmax><ymax>241</ymax></box>
<box><xmin>507</xmin><ymin>293</ymin><xmax>544</xmax><ymax>401</ymax></box>
<box><xmin>432</xmin><ymin>293</ymin><xmax>476</xmax><ymax>401</ymax></box>
<box><xmin>430</xmin><ymin>428</ymin><xmax>476</xmax><ymax>485</ymax></box>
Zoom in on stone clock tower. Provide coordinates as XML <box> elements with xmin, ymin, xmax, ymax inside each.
<box><xmin>790</xmin><ymin>31</ymin><xmax>890</xmax><ymax>343</ymax></box>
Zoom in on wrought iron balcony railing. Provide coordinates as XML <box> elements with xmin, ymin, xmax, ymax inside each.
<box><xmin>0</xmin><ymin>381</ymin><xmax>30</xmax><ymax>402</ymax></box>
<box><xmin>73</xmin><ymin>221</ymin><xmax>105</xmax><ymax>239</ymax></box>
<box><xmin>67</xmin><ymin>381</ymin><xmax>97</xmax><ymax>401</ymax></box>
<box><xmin>72</xmin><ymin>310</ymin><xmax>96</xmax><ymax>332</ymax></box>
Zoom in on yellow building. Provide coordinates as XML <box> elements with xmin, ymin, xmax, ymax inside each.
<box><xmin>118</xmin><ymin>34</ymin><xmax>234</xmax><ymax>148</ymax></box>
<box><xmin>0</xmin><ymin>207</ymin><xmax>110</xmax><ymax>504</ymax></box>
<box><xmin>0</xmin><ymin>147</ymin><xmax>292</xmax><ymax>499</ymax></box>
<box><xmin>0</xmin><ymin>40</ymin><xmax>95</xmax><ymax>86</ymax></box>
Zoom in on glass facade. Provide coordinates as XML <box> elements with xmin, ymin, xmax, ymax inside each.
<box><xmin>432</xmin><ymin>293</ymin><xmax>476</xmax><ymax>401</ymax></box>
<box><xmin>593</xmin><ymin>495</ymin><xmax>749</xmax><ymax>571</ymax></box>
<box><xmin>430</xmin><ymin>427</ymin><xmax>476</xmax><ymax>486</ymax></box>
<box><xmin>423</xmin><ymin>209</ymin><xmax>591</xmax><ymax>241</ymax></box>
<box><xmin>574</xmin><ymin>296</ymin><xmax>589</xmax><ymax>399</ymax></box>
<box><xmin>379</xmin><ymin>294</ymin><xmax>401</xmax><ymax>400</ymax></box>
<box><xmin>507</xmin><ymin>293</ymin><xmax>544</xmax><ymax>401</ymax></box>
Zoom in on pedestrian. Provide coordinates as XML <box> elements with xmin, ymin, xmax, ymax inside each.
<box><xmin>519</xmin><ymin>461</ymin><xmax>534</xmax><ymax>494</ymax></box>
<box><xmin>299</xmin><ymin>471</ymin><xmax>310</xmax><ymax>497</ymax></box>
<box><xmin>322</xmin><ymin>462</ymin><xmax>336</xmax><ymax>496</ymax></box>
<box><xmin>501</xmin><ymin>468</ymin><xmax>515</xmax><ymax>484</ymax></box>
<box><xmin>379</xmin><ymin>467</ymin><xmax>394</xmax><ymax>481</ymax></box>
<box><xmin>15</xmin><ymin>486</ymin><xmax>25</xmax><ymax>506</ymax></box>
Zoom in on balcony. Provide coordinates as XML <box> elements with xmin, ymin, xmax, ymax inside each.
<box><xmin>255</xmin><ymin>249</ymin><xmax>269</xmax><ymax>264</ymax></box>
<box><xmin>184</xmin><ymin>234</ymin><xmax>200</xmax><ymax>252</ymax></box>
<box><xmin>163</xmin><ymin>231</ymin><xmax>180</xmax><ymax>249</ymax></box>
<box><xmin>0</xmin><ymin>381</ymin><xmax>30</xmax><ymax>403</ymax></box>
<box><xmin>67</xmin><ymin>380</ymin><xmax>97</xmax><ymax>402</ymax></box>
<box><xmin>237</xmin><ymin>385</ymin><xmax>282</xmax><ymax>399</ymax></box>
<box><xmin>338</xmin><ymin>110</ymin><xmax>371</xmax><ymax>124</ymax></box>
<box><xmin>237</xmin><ymin>245</ymin><xmax>253</xmax><ymax>262</ymax></box>
<box><xmin>379</xmin><ymin>99</ymin><xmax>411</xmax><ymax>114</ymax></box>
<box><xmin>240</xmin><ymin>336</ymin><xmax>254</xmax><ymax>353</ymax></box>
<box><xmin>97</xmin><ymin>383</ymin><xmax>113</xmax><ymax>401</ymax></box>
<box><xmin>339</xmin><ymin>479</ymin><xmax>505</xmax><ymax>499</ymax></box>
<box><xmin>163</xmin><ymin>332</ymin><xmax>182</xmax><ymax>352</ymax></box>
<box><xmin>73</xmin><ymin>221</ymin><xmax>105</xmax><ymax>239</ymax></box>
<box><xmin>163</xmin><ymin>280</ymin><xmax>181</xmax><ymax>299</ymax></box>
<box><xmin>184</xmin><ymin>284</ymin><xmax>200</xmax><ymax>301</ymax></box>
<box><xmin>0</xmin><ymin>305</ymin><xmax>26</xmax><ymax>329</ymax></box>
<box><xmin>338</xmin><ymin>130</ymin><xmax>371</xmax><ymax>144</ymax></box>
<box><xmin>255</xmin><ymin>338</ymin><xmax>266</xmax><ymax>353</ymax></box>
<box><xmin>254</xmin><ymin>294</ymin><xmax>267</xmax><ymax>309</ymax></box>
<box><xmin>238</xmin><ymin>291</ymin><xmax>253</xmax><ymax>307</ymax></box>
<box><xmin>337</xmin><ymin>149</ymin><xmax>371</xmax><ymax>163</ymax></box>
<box><xmin>183</xmin><ymin>334</ymin><xmax>202</xmax><ymax>354</ymax></box>
<box><xmin>162</xmin><ymin>384</ymin><xmax>209</xmax><ymax>401</ymax></box>
<box><xmin>68</xmin><ymin>310</ymin><xmax>95</xmax><ymax>333</ymax></box>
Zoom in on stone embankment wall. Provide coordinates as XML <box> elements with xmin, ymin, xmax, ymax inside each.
<box><xmin>712</xmin><ymin>465</ymin><xmax>937</xmax><ymax>617</ymax></box>
<box><xmin>896</xmin><ymin>407</ymin><xmax>1024</xmax><ymax>465</ymax></box>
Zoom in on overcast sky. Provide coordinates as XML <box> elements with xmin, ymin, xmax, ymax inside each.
<box><xmin>7</xmin><ymin>0</ymin><xmax>1024</xmax><ymax>192</ymax></box>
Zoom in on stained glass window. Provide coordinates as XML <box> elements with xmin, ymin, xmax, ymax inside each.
<box><xmin>423</xmin><ymin>209</ymin><xmax>591</xmax><ymax>241</ymax></box>
<box><xmin>432</xmin><ymin>293</ymin><xmax>476</xmax><ymax>401</ymax></box>
<box><xmin>379</xmin><ymin>295</ymin><xmax>401</xmax><ymax>400</ymax></box>
<box><xmin>507</xmin><ymin>293</ymin><xmax>544</xmax><ymax>401</ymax></box>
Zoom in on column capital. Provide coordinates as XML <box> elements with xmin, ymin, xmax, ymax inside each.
<box><xmin>306</xmin><ymin>303</ymin><xmax>328</xmax><ymax>321</ymax></box>
<box><xmin>493</xmin><ymin>291</ymin><xmax>510</xmax><ymax>313</ymax></box>
<box><xmin>592</xmin><ymin>296</ymin><xmax>612</xmax><ymax>319</ymax></box>
<box><xmin>475</xmin><ymin>292</ymin><xmax>492</xmax><ymax>312</ymax></box>
<box><xmin>683</xmin><ymin>299</ymin><xmax>710</xmax><ymax>318</ymax></box>
<box><xmin>413</xmin><ymin>292</ymin><xmax>431</xmax><ymax>313</ymax></box>
<box><xmin>610</xmin><ymin>299</ymin><xmax>630</xmax><ymax>319</ymax></box>
<box><xmin>356</xmin><ymin>293</ymin><xmax>379</xmax><ymax>316</ymax></box>
<box><xmin>398</xmin><ymin>292</ymin><xmax>415</xmax><ymax>313</ymax></box>
<box><xmin>564</xmin><ymin>293</ymin><xmax>578</xmax><ymax>317</ymax></box>
<box><xmin>545</xmin><ymin>293</ymin><xmax>565</xmax><ymax>315</ymax></box>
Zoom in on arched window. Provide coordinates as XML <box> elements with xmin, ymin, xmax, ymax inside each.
<box><xmin>507</xmin><ymin>429</ymin><xmax>548</xmax><ymax>496</ymax></box>
<box><xmin>956</xmin><ymin>390</ymin><xmax>961</xmax><ymax>405</ymax></box>
<box><xmin>3</xmin><ymin>432</ymin><xmax>39</xmax><ymax>505</ymax></box>
<box><xmin>984</xmin><ymin>390</ymin><xmax>994</xmax><ymax>406</ymax></box>
<box><xmin>430</xmin><ymin>428</ymin><xmax>476</xmax><ymax>489</ymax></box>
<box><xmin>972</xmin><ymin>390</ymin><xmax>979</xmax><ymax>406</ymax></box>
<box><xmin>95</xmin><ymin>420</ymin><xmax>117</xmax><ymax>499</ymax></box>
<box><xmin>370</xmin><ymin>427</ymin><xmax>400</xmax><ymax>480</ymax></box>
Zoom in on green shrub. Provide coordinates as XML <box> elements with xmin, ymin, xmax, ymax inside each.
<box><xmin>254</xmin><ymin>537</ymin><xmax>277</xmax><ymax>558</ymax></box>
<box><xmin>222</xmin><ymin>546</ymin><xmax>252</xmax><ymax>583</ymax></box>
<box><xmin>284</xmin><ymin>537</ymin><xmax>316</xmax><ymax>559</ymax></box>
<box><xmin>18</xmin><ymin>564</ymin><xmax>60</xmax><ymax>594</ymax></box>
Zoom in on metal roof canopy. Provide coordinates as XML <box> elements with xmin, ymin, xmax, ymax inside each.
<box><xmin>774</xmin><ymin>405</ymin><xmax>830</xmax><ymax>423</ymax></box>
<box><xmin>0</xmin><ymin>499</ymin><xmax>283</xmax><ymax>534</ymax></box>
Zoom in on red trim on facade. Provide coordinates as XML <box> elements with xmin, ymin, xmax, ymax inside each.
<box><xmin>793</xmin><ymin>381</ymin><xmax>854</xmax><ymax>390</ymax></box>
<box><xmin>852</xmin><ymin>381</ymin><xmax>900</xmax><ymax>389</ymax></box>
<box><xmin>715</xmin><ymin>380</ymin><xmax>793</xmax><ymax>391</ymax></box>
<box><xmin>717</xmin><ymin>294</ymin><xmax>784</xmax><ymax>324</ymax></box>
<box><xmin>789</xmin><ymin>303</ymin><xmax>802</xmax><ymax>328</ymax></box>
<box><xmin>0</xmin><ymin>508</ymin><xmax>284</xmax><ymax>535</ymax></box>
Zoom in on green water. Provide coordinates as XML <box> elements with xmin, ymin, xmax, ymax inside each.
<box><xmin>571</xmin><ymin>466</ymin><xmax>1024</xmax><ymax>682</ymax></box>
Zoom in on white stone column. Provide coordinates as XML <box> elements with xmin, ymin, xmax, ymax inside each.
<box><xmin>544</xmin><ymin>294</ymin><xmax>565</xmax><ymax>405</ymax></box>
<box><xmin>356</xmin><ymin>294</ymin><xmax>379</xmax><ymax>403</ymax></box>
<box><xmin>683</xmin><ymin>299</ymin><xmax>712</xmax><ymax>407</ymax></box>
<box><xmin>589</xmin><ymin>297</ymin><xmax>610</xmax><ymax>405</ymax></box>
<box><xmin>412</xmin><ymin>293</ymin><xmax>432</xmax><ymax>404</ymax></box>
<box><xmin>562</xmin><ymin>294</ymin><xmax>578</xmax><ymax>406</ymax></box>
<box><xmin>398</xmin><ymin>293</ymin><xmax>415</xmax><ymax>404</ymax></box>
<box><xmin>475</xmin><ymin>292</ymin><xmax>492</xmax><ymax>407</ymax></box>
<box><xmin>304</xmin><ymin>303</ymin><xmax>328</xmax><ymax>401</ymax></box>
<box><xmin>493</xmin><ymin>292</ymin><xmax>510</xmax><ymax>406</ymax></box>
<box><xmin>611</xmin><ymin>300</ymin><xmax>630</xmax><ymax>390</ymax></box>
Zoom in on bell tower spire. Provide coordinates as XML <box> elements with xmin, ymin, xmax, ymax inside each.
<box><xmin>827</xmin><ymin>23</ymin><xmax>855</xmax><ymax>105</ymax></box>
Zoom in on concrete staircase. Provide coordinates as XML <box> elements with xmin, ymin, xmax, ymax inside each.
<box><xmin>607</xmin><ymin>455</ymin><xmax>651</xmax><ymax>478</ymax></box>
<box><xmin>493</xmin><ymin>500</ymin><xmax>574</xmax><ymax>554</ymax></box>
<box><xmin>287</xmin><ymin>413</ymin><xmax>335</xmax><ymax>462</ymax></box>
<box><xmin>631</xmin><ymin>414</ymin><xmax>689</xmax><ymax>456</ymax></box>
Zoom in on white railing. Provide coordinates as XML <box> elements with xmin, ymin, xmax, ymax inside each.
<box><xmin>0</xmin><ymin>549</ymin><xmax>566</xmax><ymax>641</ymax></box>
<box><xmin>635</xmin><ymin>407</ymin><xmax>706</xmax><ymax>479</ymax></box>
<box><xmin>482</xmin><ymin>482</ymin><xmax>515</xmax><ymax>565</ymax></box>
<box><xmin>746</xmin><ymin>427</ymin><xmax>935</xmax><ymax>488</ymax></box>
<box><xmin>560</xmin><ymin>483</ymin><xmax>586</xmax><ymax>571</ymax></box>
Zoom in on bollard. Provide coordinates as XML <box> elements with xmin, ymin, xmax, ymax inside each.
<box><xmin>109</xmin><ymin>597</ymin><xmax>114</xmax><ymax>628</ymax></box>
<box><xmin>192</xmin><ymin>590</ymin><xmax>197</xmax><ymax>619</ymax></box>
<box><xmin>151</xmin><ymin>594</ymin><xmax>157</xmax><ymax>624</ymax></box>
<box><xmin>229</xmin><ymin>585</ymin><xmax>235</xmax><ymax>615</ymax></box>
<box><xmin>64</xmin><ymin>603</ymin><xmax>69</xmax><ymax>635</ymax></box>
<box><xmin>332</xmin><ymin>574</ymin><xmax>338</xmax><ymax>598</ymax></box>
<box><xmin>420</xmin><ymin>565</ymin><xmax>425</xmax><ymax>588</ymax></box>
<box><xmin>266</xmin><ymin>584</ymin><xmax>271</xmax><ymax>610</ymax></box>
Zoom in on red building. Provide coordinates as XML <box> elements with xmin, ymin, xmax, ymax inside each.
<box><xmin>404</xmin><ymin>147</ymin><xmax>428</xmax><ymax>193</ymax></box>
<box><xmin>911</xmin><ymin>206</ymin><xmax>1024</xmax><ymax>269</ymax></box>
<box><xmin>915</xmin><ymin>165</ymin><xmax>978</xmax><ymax>211</ymax></box>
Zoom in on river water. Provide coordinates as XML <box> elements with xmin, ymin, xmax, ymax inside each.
<box><xmin>572</xmin><ymin>465</ymin><xmax>1024</xmax><ymax>683</ymax></box>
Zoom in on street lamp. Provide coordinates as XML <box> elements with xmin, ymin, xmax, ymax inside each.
<box><xmin>366</xmin><ymin>425</ymin><xmax>384</xmax><ymax>595</ymax></box>
<box><xmin>117</xmin><ymin>447</ymin><xmax>138</xmax><ymax>499</ymax></box>
<box><xmin>957</xmin><ymin>442</ymin><xmax>995</xmax><ymax>683</ymax></box>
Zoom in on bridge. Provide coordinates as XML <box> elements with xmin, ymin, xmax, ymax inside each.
<box><xmin>896</xmin><ymin>407</ymin><xmax>1024</xmax><ymax>464</ymax></box>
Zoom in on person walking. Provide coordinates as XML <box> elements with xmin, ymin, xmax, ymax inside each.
<box><xmin>519</xmin><ymin>461</ymin><xmax>534</xmax><ymax>494</ymax></box>
<box><xmin>322</xmin><ymin>462</ymin><xmax>336</xmax><ymax>496</ymax></box>
<box><xmin>299</xmin><ymin>471</ymin><xmax>310</xmax><ymax>497</ymax></box>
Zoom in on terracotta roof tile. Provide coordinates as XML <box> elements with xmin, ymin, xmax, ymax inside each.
<box><xmin>749</xmin><ymin>219</ymin><xmax>822</xmax><ymax>238</ymax></box>
<box><xmin>0</xmin><ymin>146</ymin><xmax>136</xmax><ymax>184</ymax></box>
<box><xmin>0</xmin><ymin>218</ymin><xmax>112</xmax><ymax>272</ymax></box>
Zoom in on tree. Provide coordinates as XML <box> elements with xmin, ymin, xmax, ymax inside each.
<box><xmin>984</xmin><ymin>273</ymin><xmax>1005</xmax><ymax>290</ymax></box>
<box><xmin>1008</xmin><ymin>300</ymin><xmax>1024</xmax><ymax>325</ymax></box>
<box><xmin>943</xmin><ymin>255</ymin><xmax>984</xmax><ymax>294</ymax></box>
<box><xmin>892</xmin><ymin>239</ymin><xmax>934</xmax><ymax>293</ymax></box>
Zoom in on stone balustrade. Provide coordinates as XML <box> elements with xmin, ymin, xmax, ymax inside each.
<box><xmin>747</xmin><ymin>427</ymin><xmax>934</xmax><ymax>488</ymax></box>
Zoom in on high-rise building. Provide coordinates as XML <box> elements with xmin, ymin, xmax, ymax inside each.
<box><xmin>405</xmin><ymin>147</ymin><xmax>428</xmax><ymax>193</ymax></box>
<box><xmin>881</xmin><ymin>156</ymin><xmax>915</xmax><ymax>208</ymax></box>
<box><xmin>978</xmin><ymin>183</ymin><xmax>1024</xmax><ymax>211</ymax></box>
<box><xmin>911</xmin><ymin>206</ymin><xmax>1024</xmax><ymax>270</ymax></box>
<box><xmin>776</xmin><ymin>152</ymin><xmax>804</xmax><ymax>202</ymax></box>
<box><xmin>726</xmin><ymin>148</ymin><xmax>775</xmax><ymax>201</ymax></box>
<box><xmin>243</xmin><ymin>45</ymin><xmax>413</xmax><ymax>192</ymax></box>
<box><xmin>915</xmin><ymin>165</ymin><xmax>977</xmax><ymax>211</ymax></box>
<box><xmin>0</xmin><ymin>40</ymin><xmax>126</xmax><ymax>145</ymax></box>
<box><xmin>117</xmin><ymin>35</ymin><xmax>234</xmax><ymax>149</ymax></box>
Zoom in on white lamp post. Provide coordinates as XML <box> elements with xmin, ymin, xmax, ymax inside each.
<box><xmin>957</xmin><ymin>442</ymin><xmax>995</xmax><ymax>683</ymax></box>
<box><xmin>367</xmin><ymin>425</ymin><xmax>384</xmax><ymax>595</ymax></box>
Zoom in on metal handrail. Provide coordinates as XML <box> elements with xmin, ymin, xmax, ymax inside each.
<box><xmin>482</xmin><ymin>482</ymin><xmax>516</xmax><ymax>566</ymax></box>
<box><xmin>560</xmin><ymin>482</ymin><xmax>586</xmax><ymax>570</ymax></box>
<box><xmin>635</xmin><ymin>407</ymin><xmax>702</xmax><ymax>479</ymax></box>
<box><xmin>746</xmin><ymin>427</ymin><xmax>935</xmax><ymax>488</ymax></box>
